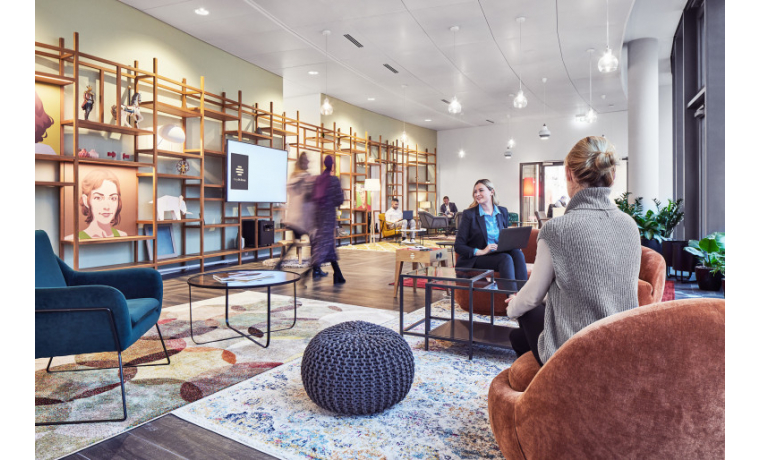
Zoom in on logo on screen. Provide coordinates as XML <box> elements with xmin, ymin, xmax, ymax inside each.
<box><xmin>231</xmin><ymin>153</ymin><xmax>248</xmax><ymax>190</ymax></box>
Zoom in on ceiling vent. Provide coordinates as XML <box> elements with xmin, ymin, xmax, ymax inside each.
<box><xmin>486</xmin><ymin>119</ymin><xmax>495</xmax><ymax>123</ymax></box>
<box><xmin>343</xmin><ymin>34</ymin><xmax>364</xmax><ymax>48</ymax></box>
<box><xmin>441</xmin><ymin>99</ymin><xmax>450</xmax><ymax>104</ymax></box>
<box><xmin>383</xmin><ymin>64</ymin><xmax>399</xmax><ymax>74</ymax></box>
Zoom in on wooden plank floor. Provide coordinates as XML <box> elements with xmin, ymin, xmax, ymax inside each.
<box><xmin>61</xmin><ymin>248</ymin><xmax>449</xmax><ymax>460</ymax></box>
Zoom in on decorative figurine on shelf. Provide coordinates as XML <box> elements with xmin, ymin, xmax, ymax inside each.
<box><xmin>111</xmin><ymin>86</ymin><xmax>143</xmax><ymax>129</ymax></box>
<box><xmin>87</xmin><ymin>149</ymin><xmax>100</xmax><ymax>159</ymax></box>
<box><xmin>77</xmin><ymin>148</ymin><xmax>90</xmax><ymax>158</ymax></box>
<box><xmin>122</xmin><ymin>153</ymin><xmax>130</xmax><ymax>161</ymax></box>
<box><xmin>81</xmin><ymin>85</ymin><xmax>95</xmax><ymax>121</ymax></box>
<box><xmin>149</xmin><ymin>195</ymin><xmax>193</xmax><ymax>221</ymax></box>
<box><xmin>176</xmin><ymin>159</ymin><xmax>189</xmax><ymax>175</ymax></box>
<box><xmin>107</xmin><ymin>151</ymin><xmax>117</xmax><ymax>159</ymax></box>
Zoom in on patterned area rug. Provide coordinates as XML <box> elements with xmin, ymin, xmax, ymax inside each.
<box><xmin>173</xmin><ymin>302</ymin><xmax>519</xmax><ymax>459</ymax></box>
<box><xmin>339</xmin><ymin>239</ymin><xmax>443</xmax><ymax>252</ymax></box>
<box><xmin>34</xmin><ymin>292</ymin><xmax>396</xmax><ymax>460</ymax></box>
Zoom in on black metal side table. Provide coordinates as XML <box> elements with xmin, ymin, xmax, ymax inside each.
<box><xmin>187</xmin><ymin>270</ymin><xmax>300</xmax><ymax>348</ymax></box>
<box><xmin>399</xmin><ymin>266</ymin><xmax>526</xmax><ymax>359</ymax></box>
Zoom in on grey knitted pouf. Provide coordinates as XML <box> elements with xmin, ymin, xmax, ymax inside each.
<box><xmin>301</xmin><ymin>320</ymin><xmax>415</xmax><ymax>415</ymax></box>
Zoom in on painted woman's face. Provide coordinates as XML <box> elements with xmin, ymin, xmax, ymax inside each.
<box><xmin>84</xmin><ymin>180</ymin><xmax>119</xmax><ymax>225</ymax></box>
<box><xmin>473</xmin><ymin>183</ymin><xmax>493</xmax><ymax>206</ymax></box>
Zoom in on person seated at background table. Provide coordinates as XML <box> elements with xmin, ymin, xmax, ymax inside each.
<box><xmin>505</xmin><ymin>136</ymin><xmax>640</xmax><ymax>367</ymax></box>
<box><xmin>440</xmin><ymin>196</ymin><xmax>458</xmax><ymax>217</ymax></box>
<box><xmin>547</xmin><ymin>195</ymin><xmax>568</xmax><ymax>218</ymax></box>
<box><xmin>440</xmin><ymin>195</ymin><xmax>458</xmax><ymax>234</ymax></box>
<box><xmin>385</xmin><ymin>197</ymin><xmax>417</xmax><ymax>242</ymax></box>
<box><xmin>454</xmin><ymin>179</ymin><xmax>528</xmax><ymax>280</ymax></box>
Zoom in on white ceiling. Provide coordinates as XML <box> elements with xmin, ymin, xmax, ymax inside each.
<box><xmin>118</xmin><ymin>0</ymin><xmax>686</xmax><ymax>131</ymax></box>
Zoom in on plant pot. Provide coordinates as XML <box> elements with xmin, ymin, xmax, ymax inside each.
<box><xmin>641</xmin><ymin>237</ymin><xmax>663</xmax><ymax>255</ymax></box>
<box><xmin>695</xmin><ymin>266</ymin><xmax>723</xmax><ymax>291</ymax></box>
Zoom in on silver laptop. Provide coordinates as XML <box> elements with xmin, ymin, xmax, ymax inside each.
<box><xmin>495</xmin><ymin>226</ymin><xmax>532</xmax><ymax>253</ymax></box>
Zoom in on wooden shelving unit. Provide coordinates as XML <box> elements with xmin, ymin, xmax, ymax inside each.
<box><xmin>35</xmin><ymin>32</ymin><xmax>438</xmax><ymax>273</ymax></box>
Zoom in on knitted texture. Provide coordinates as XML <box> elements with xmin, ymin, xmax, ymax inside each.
<box><xmin>301</xmin><ymin>321</ymin><xmax>415</xmax><ymax>415</ymax></box>
<box><xmin>537</xmin><ymin>187</ymin><xmax>641</xmax><ymax>363</ymax></box>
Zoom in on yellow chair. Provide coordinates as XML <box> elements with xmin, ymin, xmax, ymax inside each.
<box><xmin>378</xmin><ymin>213</ymin><xmax>401</xmax><ymax>240</ymax></box>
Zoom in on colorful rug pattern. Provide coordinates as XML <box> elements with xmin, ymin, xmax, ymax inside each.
<box><xmin>338</xmin><ymin>239</ymin><xmax>445</xmax><ymax>252</ymax></box>
<box><xmin>173</xmin><ymin>303</ymin><xmax>518</xmax><ymax>459</ymax></box>
<box><xmin>34</xmin><ymin>292</ymin><xmax>396</xmax><ymax>460</ymax></box>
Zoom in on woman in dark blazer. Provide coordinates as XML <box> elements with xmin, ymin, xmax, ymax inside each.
<box><xmin>454</xmin><ymin>179</ymin><xmax>528</xmax><ymax>280</ymax></box>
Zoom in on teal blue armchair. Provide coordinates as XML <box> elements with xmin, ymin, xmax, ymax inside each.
<box><xmin>35</xmin><ymin>230</ymin><xmax>170</xmax><ymax>426</ymax></box>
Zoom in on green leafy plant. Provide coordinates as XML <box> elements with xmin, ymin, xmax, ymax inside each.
<box><xmin>614</xmin><ymin>193</ymin><xmax>684</xmax><ymax>242</ymax></box>
<box><xmin>636</xmin><ymin>210</ymin><xmax>666</xmax><ymax>243</ymax></box>
<box><xmin>614</xmin><ymin>192</ymin><xmax>643</xmax><ymax>218</ymax></box>
<box><xmin>653</xmin><ymin>198</ymin><xmax>685</xmax><ymax>239</ymax></box>
<box><xmin>684</xmin><ymin>232</ymin><xmax>725</xmax><ymax>276</ymax></box>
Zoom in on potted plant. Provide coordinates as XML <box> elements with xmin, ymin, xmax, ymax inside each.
<box><xmin>684</xmin><ymin>232</ymin><xmax>725</xmax><ymax>291</ymax></box>
<box><xmin>614</xmin><ymin>194</ymin><xmax>685</xmax><ymax>256</ymax></box>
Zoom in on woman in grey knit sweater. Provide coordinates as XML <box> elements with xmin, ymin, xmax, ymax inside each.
<box><xmin>505</xmin><ymin>136</ymin><xmax>641</xmax><ymax>365</ymax></box>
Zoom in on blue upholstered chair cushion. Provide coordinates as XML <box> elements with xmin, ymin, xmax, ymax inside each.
<box><xmin>35</xmin><ymin>230</ymin><xmax>66</xmax><ymax>288</ymax></box>
<box><xmin>128</xmin><ymin>298</ymin><xmax>161</xmax><ymax>327</ymax></box>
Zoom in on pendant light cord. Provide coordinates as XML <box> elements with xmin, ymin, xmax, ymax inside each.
<box><xmin>518</xmin><ymin>20</ymin><xmax>523</xmax><ymax>91</ymax></box>
<box><xmin>606</xmin><ymin>0</ymin><xmax>610</xmax><ymax>48</ymax></box>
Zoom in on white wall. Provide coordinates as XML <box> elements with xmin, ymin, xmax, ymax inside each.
<box><xmin>659</xmin><ymin>83</ymin><xmax>674</xmax><ymax>201</ymax></box>
<box><xmin>437</xmin><ymin>111</ymin><xmax>629</xmax><ymax>215</ymax></box>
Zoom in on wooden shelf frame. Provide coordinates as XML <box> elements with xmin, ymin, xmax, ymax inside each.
<box><xmin>36</xmin><ymin>32</ymin><xmax>437</xmax><ymax>271</ymax></box>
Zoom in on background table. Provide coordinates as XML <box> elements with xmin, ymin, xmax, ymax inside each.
<box><xmin>187</xmin><ymin>270</ymin><xmax>301</xmax><ymax>348</ymax></box>
<box><xmin>394</xmin><ymin>247</ymin><xmax>449</xmax><ymax>297</ymax></box>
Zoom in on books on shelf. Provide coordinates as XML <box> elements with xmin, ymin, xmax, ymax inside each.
<box><xmin>213</xmin><ymin>271</ymin><xmax>273</xmax><ymax>283</ymax></box>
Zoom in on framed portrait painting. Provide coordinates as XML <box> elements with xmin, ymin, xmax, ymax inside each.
<box><xmin>62</xmin><ymin>165</ymin><xmax>138</xmax><ymax>241</ymax></box>
<box><xmin>35</xmin><ymin>84</ymin><xmax>60</xmax><ymax>156</ymax></box>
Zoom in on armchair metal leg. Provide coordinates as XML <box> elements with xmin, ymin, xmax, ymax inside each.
<box><xmin>37</xmin><ymin>315</ymin><xmax>170</xmax><ymax>426</ymax></box>
<box><xmin>36</xmin><ymin>351</ymin><xmax>128</xmax><ymax>426</ymax></box>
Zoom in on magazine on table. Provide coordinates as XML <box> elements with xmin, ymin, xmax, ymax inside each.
<box><xmin>213</xmin><ymin>271</ymin><xmax>273</xmax><ymax>283</ymax></box>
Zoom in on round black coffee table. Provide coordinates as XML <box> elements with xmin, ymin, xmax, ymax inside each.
<box><xmin>187</xmin><ymin>270</ymin><xmax>301</xmax><ymax>348</ymax></box>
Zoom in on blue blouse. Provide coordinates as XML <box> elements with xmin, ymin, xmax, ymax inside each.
<box><xmin>475</xmin><ymin>204</ymin><xmax>501</xmax><ymax>255</ymax></box>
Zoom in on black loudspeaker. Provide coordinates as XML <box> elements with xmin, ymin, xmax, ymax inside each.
<box><xmin>258</xmin><ymin>219</ymin><xmax>275</xmax><ymax>247</ymax></box>
<box><xmin>242</xmin><ymin>221</ymin><xmax>257</xmax><ymax>248</ymax></box>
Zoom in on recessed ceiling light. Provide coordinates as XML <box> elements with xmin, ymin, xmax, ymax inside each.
<box><xmin>308</xmin><ymin>70</ymin><xmax>319</xmax><ymax>75</ymax></box>
<box><xmin>367</xmin><ymin>97</ymin><xmax>375</xmax><ymax>101</ymax></box>
<box><xmin>424</xmin><ymin>119</ymin><xmax>432</xmax><ymax>122</ymax></box>
<box><xmin>194</xmin><ymin>7</ymin><xmax>210</xmax><ymax>16</ymax></box>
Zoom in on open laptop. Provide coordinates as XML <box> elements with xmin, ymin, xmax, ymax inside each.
<box><xmin>495</xmin><ymin>226</ymin><xmax>532</xmax><ymax>253</ymax></box>
<box><xmin>402</xmin><ymin>210</ymin><xmax>414</xmax><ymax>221</ymax></box>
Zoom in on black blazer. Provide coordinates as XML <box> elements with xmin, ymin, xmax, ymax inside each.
<box><xmin>454</xmin><ymin>205</ymin><xmax>510</xmax><ymax>268</ymax></box>
<box><xmin>440</xmin><ymin>202</ymin><xmax>458</xmax><ymax>215</ymax></box>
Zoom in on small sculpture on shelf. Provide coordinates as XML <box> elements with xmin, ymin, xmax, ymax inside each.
<box><xmin>81</xmin><ymin>85</ymin><xmax>95</xmax><ymax>121</ymax></box>
<box><xmin>88</xmin><ymin>149</ymin><xmax>100</xmax><ymax>159</ymax></box>
<box><xmin>149</xmin><ymin>195</ymin><xmax>193</xmax><ymax>221</ymax></box>
<box><xmin>176</xmin><ymin>159</ymin><xmax>189</xmax><ymax>175</ymax></box>
<box><xmin>77</xmin><ymin>148</ymin><xmax>89</xmax><ymax>158</ymax></box>
<box><xmin>111</xmin><ymin>86</ymin><xmax>143</xmax><ymax>129</ymax></box>
<box><xmin>107</xmin><ymin>151</ymin><xmax>117</xmax><ymax>160</ymax></box>
<box><xmin>122</xmin><ymin>153</ymin><xmax>130</xmax><ymax>161</ymax></box>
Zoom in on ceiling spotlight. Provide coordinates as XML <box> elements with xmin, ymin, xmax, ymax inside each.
<box><xmin>458</xmin><ymin>149</ymin><xmax>465</xmax><ymax>158</ymax></box>
<box><xmin>367</xmin><ymin>97</ymin><xmax>375</xmax><ymax>101</ymax></box>
<box><xmin>401</xmin><ymin>131</ymin><xmax>408</xmax><ymax>143</ymax></box>
<box><xmin>308</xmin><ymin>70</ymin><xmax>319</xmax><ymax>75</ymax></box>
<box><xmin>194</xmin><ymin>7</ymin><xmax>210</xmax><ymax>16</ymax></box>
<box><xmin>507</xmin><ymin>138</ymin><xmax>516</xmax><ymax>149</ymax></box>
<box><xmin>424</xmin><ymin>119</ymin><xmax>432</xmax><ymax>122</ymax></box>
<box><xmin>448</xmin><ymin>96</ymin><xmax>462</xmax><ymax>114</ymax></box>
